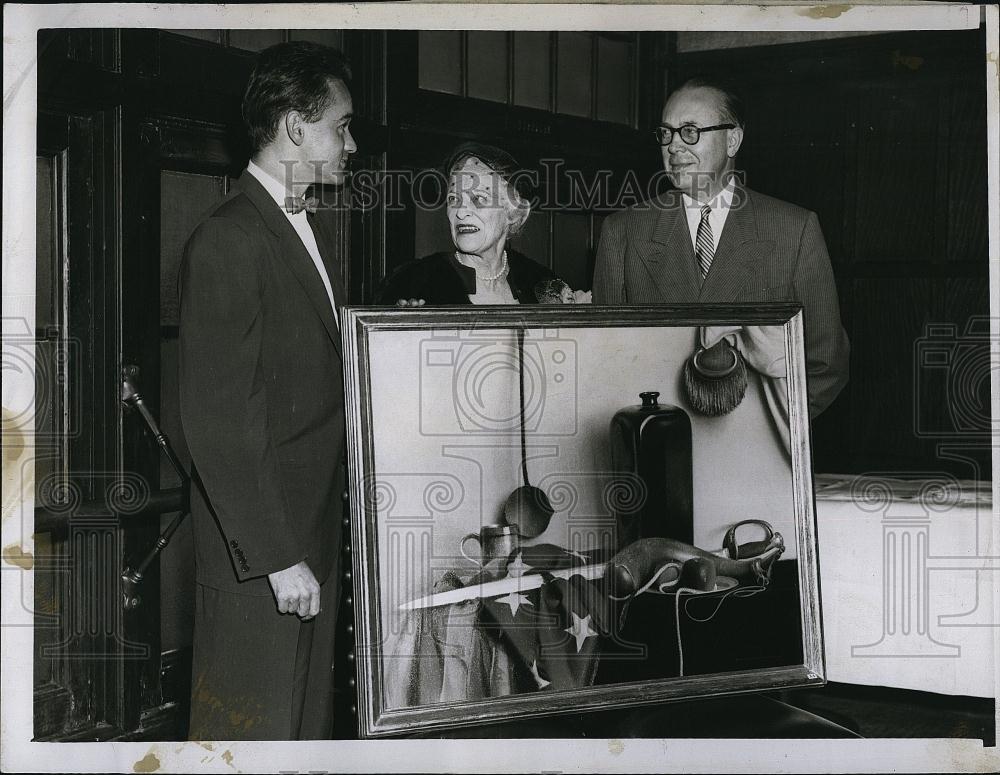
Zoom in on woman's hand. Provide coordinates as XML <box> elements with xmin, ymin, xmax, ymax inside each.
<box><xmin>395</xmin><ymin>298</ymin><xmax>426</xmax><ymax>307</ymax></box>
<box><xmin>571</xmin><ymin>290</ymin><xmax>592</xmax><ymax>304</ymax></box>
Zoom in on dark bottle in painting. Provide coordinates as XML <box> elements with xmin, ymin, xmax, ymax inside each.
<box><xmin>609</xmin><ymin>391</ymin><xmax>693</xmax><ymax>550</ymax></box>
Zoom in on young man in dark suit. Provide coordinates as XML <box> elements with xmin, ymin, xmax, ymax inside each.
<box><xmin>179</xmin><ymin>41</ymin><xmax>356</xmax><ymax>740</ymax></box>
<box><xmin>592</xmin><ymin>78</ymin><xmax>849</xmax><ymax>417</ymax></box>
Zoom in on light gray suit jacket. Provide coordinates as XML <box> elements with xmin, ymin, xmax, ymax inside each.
<box><xmin>592</xmin><ymin>186</ymin><xmax>849</xmax><ymax>417</ymax></box>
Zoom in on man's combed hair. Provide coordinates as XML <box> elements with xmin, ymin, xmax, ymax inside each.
<box><xmin>677</xmin><ymin>76</ymin><xmax>746</xmax><ymax>129</ymax></box>
<box><xmin>243</xmin><ymin>42</ymin><xmax>353</xmax><ymax>155</ymax></box>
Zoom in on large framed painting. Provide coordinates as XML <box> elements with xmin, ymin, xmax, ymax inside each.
<box><xmin>341</xmin><ymin>304</ymin><xmax>824</xmax><ymax>738</ymax></box>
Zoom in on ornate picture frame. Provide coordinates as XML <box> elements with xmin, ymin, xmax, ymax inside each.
<box><xmin>342</xmin><ymin>304</ymin><xmax>824</xmax><ymax>738</ymax></box>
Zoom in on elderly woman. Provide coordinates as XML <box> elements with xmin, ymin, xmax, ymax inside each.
<box><xmin>378</xmin><ymin>142</ymin><xmax>563</xmax><ymax>305</ymax></box>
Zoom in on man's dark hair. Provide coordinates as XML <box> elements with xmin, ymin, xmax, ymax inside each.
<box><xmin>242</xmin><ymin>41</ymin><xmax>353</xmax><ymax>155</ymax></box>
<box><xmin>675</xmin><ymin>76</ymin><xmax>746</xmax><ymax>128</ymax></box>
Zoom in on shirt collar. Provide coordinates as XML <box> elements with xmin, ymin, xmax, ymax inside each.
<box><xmin>246</xmin><ymin>160</ymin><xmax>294</xmax><ymax>213</ymax></box>
<box><xmin>682</xmin><ymin>178</ymin><xmax>736</xmax><ymax>211</ymax></box>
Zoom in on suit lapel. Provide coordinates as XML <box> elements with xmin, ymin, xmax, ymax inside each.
<box><xmin>234</xmin><ymin>174</ymin><xmax>342</xmax><ymax>358</ymax></box>
<box><xmin>640</xmin><ymin>193</ymin><xmax>702</xmax><ymax>301</ymax></box>
<box><xmin>699</xmin><ymin>186</ymin><xmax>774</xmax><ymax>302</ymax></box>
<box><xmin>306</xmin><ymin>208</ymin><xmax>349</xmax><ymax>313</ymax></box>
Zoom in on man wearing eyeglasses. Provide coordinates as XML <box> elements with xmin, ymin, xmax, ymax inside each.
<box><xmin>592</xmin><ymin>77</ymin><xmax>849</xmax><ymax>418</ymax></box>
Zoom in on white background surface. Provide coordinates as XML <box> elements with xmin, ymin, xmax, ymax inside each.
<box><xmin>368</xmin><ymin>324</ymin><xmax>794</xmax><ymax>614</ymax></box>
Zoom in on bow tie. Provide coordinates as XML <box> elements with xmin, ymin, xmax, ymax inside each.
<box><xmin>284</xmin><ymin>195</ymin><xmax>319</xmax><ymax>214</ymax></box>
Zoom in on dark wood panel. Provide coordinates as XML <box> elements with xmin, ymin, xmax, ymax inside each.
<box><xmin>553</xmin><ymin>211</ymin><xmax>591</xmax><ymax>291</ymax></box>
<box><xmin>674</xmin><ymin>29</ymin><xmax>984</xmax><ymax>87</ymax></box>
<box><xmin>159</xmin><ymin>170</ymin><xmax>227</xmax><ymax>326</ymax></box>
<box><xmin>32</xmin><ymin>530</ymin><xmax>66</xmax><ymax>729</ymax></box>
<box><xmin>852</xmin><ymin>82</ymin><xmax>940</xmax><ymax>264</ymax></box>
<box><xmin>515</xmin><ymin>210</ymin><xmax>552</xmax><ymax>271</ymax></box>
<box><xmin>831</xmin><ymin>276</ymin><xmax>990</xmax><ymax>474</ymax></box>
<box><xmin>290</xmin><ymin>29</ymin><xmax>345</xmax><ymax>49</ymax></box>
<box><xmin>228</xmin><ymin>28</ymin><xmax>285</xmax><ymax>52</ymax></box>
<box><xmin>556</xmin><ymin>32</ymin><xmax>592</xmax><ymax>118</ymax></box>
<box><xmin>153</xmin><ymin>30</ymin><xmax>254</xmax><ymax>91</ymax></box>
<box><xmin>66</xmin><ymin>29</ymin><xmax>121</xmax><ymax>71</ymax></box>
<box><xmin>468</xmin><ymin>32</ymin><xmax>509</xmax><ymax>104</ymax></box>
<box><xmin>513</xmin><ymin>32</ymin><xmax>552</xmax><ymax>110</ymax></box>
<box><xmin>33</xmin><ymin>683</ymin><xmax>74</xmax><ymax>740</ymax></box>
<box><xmin>389</xmin><ymin>29</ymin><xmax>656</xmax><ymax>168</ymax></box>
<box><xmin>738</xmin><ymin>82</ymin><xmax>848</xmax><ymax>267</ymax></box>
<box><xmin>418</xmin><ymin>30</ymin><xmax>462</xmax><ymax>95</ymax></box>
<box><xmin>413</xmin><ymin>200</ymin><xmax>451</xmax><ymax>260</ymax></box>
<box><xmin>927</xmin><ymin>279</ymin><xmax>993</xmax><ymax>443</ymax></box>
<box><xmin>845</xmin><ymin>277</ymin><xmax>939</xmax><ymax>470</ymax></box>
<box><xmin>946</xmin><ymin>80</ymin><xmax>989</xmax><ymax>263</ymax></box>
<box><xmin>596</xmin><ymin>36</ymin><xmax>632</xmax><ymax>125</ymax></box>
<box><xmin>122</xmin><ymin>105</ymin><xmax>168</xmax><ymax>728</ymax></box>
<box><xmin>146</xmin><ymin>118</ymin><xmax>245</xmax><ymax>175</ymax></box>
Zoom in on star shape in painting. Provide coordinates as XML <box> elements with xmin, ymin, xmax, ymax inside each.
<box><xmin>564</xmin><ymin>612</ymin><xmax>598</xmax><ymax>653</ymax></box>
<box><xmin>494</xmin><ymin>591</ymin><xmax>533</xmax><ymax>618</ymax></box>
<box><xmin>505</xmin><ymin>553</ymin><xmax>531</xmax><ymax>578</ymax></box>
<box><xmin>529</xmin><ymin>659</ymin><xmax>551</xmax><ymax>689</ymax></box>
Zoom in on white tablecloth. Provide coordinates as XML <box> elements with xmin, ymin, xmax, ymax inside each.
<box><xmin>814</xmin><ymin>473</ymin><xmax>996</xmax><ymax>698</ymax></box>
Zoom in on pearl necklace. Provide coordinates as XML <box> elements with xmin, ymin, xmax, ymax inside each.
<box><xmin>457</xmin><ymin>250</ymin><xmax>508</xmax><ymax>284</ymax></box>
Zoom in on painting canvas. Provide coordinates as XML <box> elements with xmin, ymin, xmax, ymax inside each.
<box><xmin>341</xmin><ymin>304</ymin><xmax>823</xmax><ymax>738</ymax></box>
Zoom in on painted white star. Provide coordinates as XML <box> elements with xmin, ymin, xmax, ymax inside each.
<box><xmin>564</xmin><ymin>612</ymin><xmax>598</xmax><ymax>653</ymax></box>
<box><xmin>494</xmin><ymin>591</ymin><xmax>533</xmax><ymax>617</ymax></box>
<box><xmin>505</xmin><ymin>553</ymin><xmax>531</xmax><ymax>578</ymax></box>
<box><xmin>529</xmin><ymin>659</ymin><xmax>551</xmax><ymax>689</ymax></box>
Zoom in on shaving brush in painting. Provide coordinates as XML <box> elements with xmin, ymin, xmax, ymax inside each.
<box><xmin>534</xmin><ymin>279</ymin><xmax>574</xmax><ymax>304</ymax></box>
<box><xmin>682</xmin><ymin>338</ymin><xmax>748</xmax><ymax>417</ymax></box>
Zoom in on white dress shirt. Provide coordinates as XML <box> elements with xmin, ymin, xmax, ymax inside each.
<box><xmin>682</xmin><ymin>180</ymin><xmax>736</xmax><ymax>257</ymax></box>
<box><xmin>245</xmin><ymin>160</ymin><xmax>338</xmax><ymax>324</ymax></box>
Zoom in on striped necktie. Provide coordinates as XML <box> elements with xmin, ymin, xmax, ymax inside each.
<box><xmin>695</xmin><ymin>204</ymin><xmax>714</xmax><ymax>279</ymax></box>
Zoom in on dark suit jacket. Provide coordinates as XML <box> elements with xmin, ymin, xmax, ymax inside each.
<box><xmin>592</xmin><ymin>186</ymin><xmax>850</xmax><ymax>417</ymax></box>
<box><xmin>178</xmin><ymin>173</ymin><xmax>347</xmax><ymax>596</ymax></box>
<box><xmin>376</xmin><ymin>249</ymin><xmax>556</xmax><ymax>305</ymax></box>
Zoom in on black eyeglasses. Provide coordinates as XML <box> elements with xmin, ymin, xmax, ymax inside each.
<box><xmin>654</xmin><ymin>123</ymin><xmax>736</xmax><ymax>146</ymax></box>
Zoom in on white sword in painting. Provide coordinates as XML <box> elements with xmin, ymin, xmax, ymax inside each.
<box><xmin>399</xmin><ymin>562</ymin><xmax>607</xmax><ymax>611</ymax></box>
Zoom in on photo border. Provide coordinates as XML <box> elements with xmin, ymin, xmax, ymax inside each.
<box><xmin>3</xmin><ymin>2</ymin><xmax>996</xmax><ymax>773</ymax></box>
